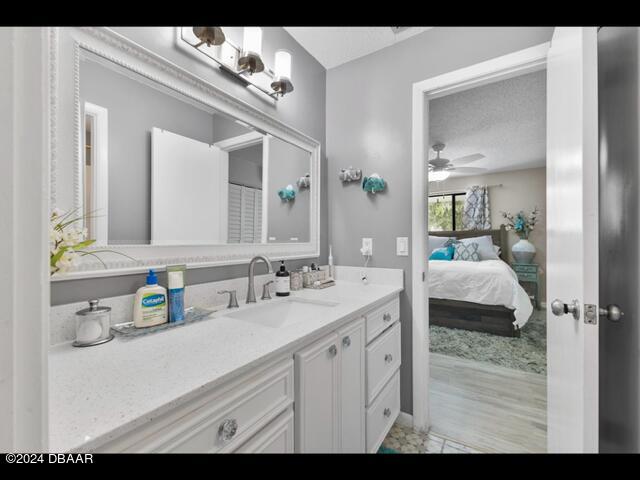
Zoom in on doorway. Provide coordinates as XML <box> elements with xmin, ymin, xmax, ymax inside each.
<box><xmin>411</xmin><ymin>43</ymin><xmax>551</xmax><ymax>450</ymax></box>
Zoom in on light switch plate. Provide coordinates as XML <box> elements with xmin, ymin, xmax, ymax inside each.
<box><xmin>396</xmin><ymin>237</ymin><xmax>409</xmax><ymax>256</ymax></box>
<box><xmin>362</xmin><ymin>238</ymin><xmax>373</xmax><ymax>256</ymax></box>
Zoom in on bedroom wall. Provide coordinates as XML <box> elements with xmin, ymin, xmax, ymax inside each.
<box><xmin>327</xmin><ymin>26</ymin><xmax>554</xmax><ymax>415</ymax></box>
<box><xmin>429</xmin><ymin>167</ymin><xmax>547</xmax><ymax>302</ymax></box>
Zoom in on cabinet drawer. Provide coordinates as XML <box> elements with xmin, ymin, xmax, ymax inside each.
<box><xmin>366</xmin><ymin>370</ymin><xmax>400</xmax><ymax>453</ymax></box>
<box><xmin>365</xmin><ymin>296</ymin><xmax>400</xmax><ymax>344</ymax></box>
<box><xmin>517</xmin><ymin>272</ymin><xmax>537</xmax><ymax>282</ymax></box>
<box><xmin>366</xmin><ymin>321</ymin><xmax>401</xmax><ymax>405</ymax></box>
<box><xmin>106</xmin><ymin>358</ymin><xmax>293</xmax><ymax>453</ymax></box>
<box><xmin>235</xmin><ymin>407</ymin><xmax>294</xmax><ymax>453</ymax></box>
<box><xmin>514</xmin><ymin>264</ymin><xmax>537</xmax><ymax>273</ymax></box>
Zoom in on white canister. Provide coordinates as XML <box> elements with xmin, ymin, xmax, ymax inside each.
<box><xmin>73</xmin><ymin>299</ymin><xmax>114</xmax><ymax>347</ymax></box>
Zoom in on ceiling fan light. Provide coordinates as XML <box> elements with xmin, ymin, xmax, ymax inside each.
<box><xmin>429</xmin><ymin>170</ymin><xmax>451</xmax><ymax>182</ymax></box>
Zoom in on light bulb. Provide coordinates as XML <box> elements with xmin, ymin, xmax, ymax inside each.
<box><xmin>242</xmin><ymin>27</ymin><xmax>262</xmax><ymax>57</ymax></box>
<box><xmin>274</xmin><ymin>50</ymin><xmax>292</xmax><ymax>81</ymax></box>
<box><xmin>429</xmin><ymin>170</ymin><xmax>451</xmax><ymax>182</ymax></box>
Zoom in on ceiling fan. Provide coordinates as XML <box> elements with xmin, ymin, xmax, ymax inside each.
<box><xmin>428</xmin><ymin>143</ymin><xmax>486</xmax><ymax>181</ymax></box>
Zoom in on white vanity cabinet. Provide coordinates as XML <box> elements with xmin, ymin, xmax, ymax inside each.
<box><xmin>294</xmin><ymin>318</ymin><xmax>366</xmax><ymax>453</ymax></box>
<box><xmin>363</xmin><ymin>296</ymin><xmax>401</xmax><ymax>453</ymax></box>
<box><xmin>95</xmin><ymin>358</ymin><xmax>294</xmax><ymax>453</ymax></box>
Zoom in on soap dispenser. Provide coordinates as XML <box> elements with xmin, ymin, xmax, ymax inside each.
<box><xmin>275</xmin><ymin>261</ymin><xmax>291</xmax><ymax>297</ymax></box>
<box><xmin>133</xmin><ymin>269</ymin><xmax>168</xmax><ymax>328</ymax></box>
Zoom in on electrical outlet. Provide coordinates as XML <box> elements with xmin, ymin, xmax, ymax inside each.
<box><xmin>361</xmin><ymin>238</ymin><xmax>373</xmax><ymax>256</ymax></box>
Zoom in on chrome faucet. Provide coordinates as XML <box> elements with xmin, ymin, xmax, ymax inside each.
<box><xmin>247</xmin><ymin>255</ymin><xmax>273</xmax><ymax>303</ymax></box>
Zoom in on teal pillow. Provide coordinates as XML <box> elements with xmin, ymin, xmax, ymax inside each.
<box><xmin>429</xmin><ymin>245</ymin><xmax>454</xmax><ymax>261</ymax></box>
<box><xmin>453</xmin><ymin>241</ymin><xmax>481</xmax><ymax>261</ymax></box>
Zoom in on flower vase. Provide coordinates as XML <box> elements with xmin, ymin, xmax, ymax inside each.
<box><xmin>512</xmin><ymin>238</ymin><xmax>536</xmax><ymax>264</ymax></box>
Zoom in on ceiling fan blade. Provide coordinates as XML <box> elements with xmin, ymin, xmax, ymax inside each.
<box><xmin>452</xmin><ymin>153</ymin><xmax>485</xmax><ymax>165</ymax></box>
<box><xmin>447</xmin><ymin>167</ymin><xmax>488</xmax><ymax>174</ymax></box>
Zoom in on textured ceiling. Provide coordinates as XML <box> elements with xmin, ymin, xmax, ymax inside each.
<box><xmin>283</xmin><ymin>27</ymin><xmax>432</xmax><ymax>69</ymax></box>
<box><xmin>428</xmin><ymin>69</ymin><xmax>547</xmax><ymax>177</ymax></box>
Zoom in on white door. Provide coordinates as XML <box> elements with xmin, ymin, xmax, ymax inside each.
<box><xmin>151</xmin><ymin>128</ymin><xmax>229</xmax><ymax>245</ymax></box>
<box><xmin>294</xmin><ymin>332</ymin><xmax>340</xmax><ymax>452</ymax></box>
<box><xmin>337</xmin><ymin>318</ymin><xmax>365</xmax><ymax>452</ymax></box>
<box><xmin>546</xmin><ymin>26</ymin><xmax>599</xmax><ymax>453</ymax></box>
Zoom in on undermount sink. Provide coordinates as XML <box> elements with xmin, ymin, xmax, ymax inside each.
<box><xmin>224</xmin><ymin>297</ymin><xmax>339</xmax><ymax>328</ymax></box>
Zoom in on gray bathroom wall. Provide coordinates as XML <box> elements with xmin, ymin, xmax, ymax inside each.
<box><xmin>326</xmin><ymin>27</ymin><xmax>554</xmax><ymax>414</ymax></box>
<box><xmin>229</xmin><ymin>144</ymin><xmax>263</xmax><ymax>189</ymax></box>
<box><xmin>268</xmin><ymin>137</ymin><xmax>311</xmax><ymax>243</ymax></box>
<box><xmin>52</xmin><ymin>27</ymin><xmax>327</xmax><ymax>305</ymax></box>
<box><xmin>80</xmin><ymin>58</ymin><xmax>219</xmax><ymax>245</ymax></box>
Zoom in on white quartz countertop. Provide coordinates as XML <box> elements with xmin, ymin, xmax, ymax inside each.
<box><xmin>49</xmin><ymin>280</ymin><xmax>402</xmax><ymax>452</ymax></box>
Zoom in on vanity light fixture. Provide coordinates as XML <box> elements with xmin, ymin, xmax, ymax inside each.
<box><xmin>271</xmin><ymin>50</ymin><xmax>294</xmax><ymax>97</ymax></box>
<box><xmin>180</xmin><ymin>27</ymin><xmax>295</xmax><ymax>100</ymax></box>
<box><xmin>192</xmin><ymin>27</ymin><xmax>226</xmax><ymax>47</ymax></box>
<box><xmin>238</xmin><ymin>27</ymin><xmax>265</xmax><ymax>74</ymax></box>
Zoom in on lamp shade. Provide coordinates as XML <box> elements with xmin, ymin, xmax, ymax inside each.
<box><xmin>242</xmin><ymin>27</ymin><xmax>262</xmax><ymax>56</ymax></box>
<box><xmin>274</xmin><ymin>50</ymin><xmax>292</xmax><ymax>81</ymax></box>
<box><xmin>429</xmin><ymin>170</ymin><xmax>451</xmax><ymax>182</ymax></box>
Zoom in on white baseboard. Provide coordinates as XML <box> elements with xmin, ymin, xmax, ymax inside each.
<box><xmin>396</xmin><ymin>411</ymin><xmax>413</xmax><ymax>428</ymax></box>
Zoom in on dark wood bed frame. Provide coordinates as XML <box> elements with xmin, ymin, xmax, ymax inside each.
<box><xmin>429</xmin><ymin>225</ymin><xmax>522</xmax><ymax>338</ymax></box>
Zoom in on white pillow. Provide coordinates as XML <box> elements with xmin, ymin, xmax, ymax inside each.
<box><xmin>493</xmin><ymin>244</ymin><xmax>501</xmax><ymax>257</ymax></box>
<box><xmin>428</xmin><ymin>235</ymin><xmax>455</xmax><ymax>256</ymax></box>
<box><xmin>457</xmin><ymin>235</ymin><xmax>500</xmax><ymax>260</ymax></box>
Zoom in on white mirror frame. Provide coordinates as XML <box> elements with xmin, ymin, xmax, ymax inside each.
<box><xmin>50</xmin><ymin>27</ymin><xmax>321</xmax><ymax>280</ymax></box>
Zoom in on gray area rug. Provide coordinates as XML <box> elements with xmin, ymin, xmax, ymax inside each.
<box><xmin>429</xmin><ymin>309</ymin><xmax>547</xmax><ymax>375</ymax></box>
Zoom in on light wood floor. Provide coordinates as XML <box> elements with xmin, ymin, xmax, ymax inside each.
<box><xmin>429</xmin><ymin>353</ymin><xmax>547</xmax><ymax>453</ymax></box>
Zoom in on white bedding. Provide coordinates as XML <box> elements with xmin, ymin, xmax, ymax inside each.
<box><xmin>428</xmin><ymin>259</ymin><xmax>533</xmax><ymax>328</ymax></box>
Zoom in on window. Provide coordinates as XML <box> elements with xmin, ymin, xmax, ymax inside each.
<box><xmin>428</xmin><ymin>193</ymin><xmax>466</xmax><ymax>231</ymax></box>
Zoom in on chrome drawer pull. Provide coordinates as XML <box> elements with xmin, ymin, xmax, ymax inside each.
<box><xmin>328</xmin><ymin>344</ymin><xmax>338</xmax><ymax>357</ymax></box>
<box><xmin>383</xmin><ymin>408</ymin><xmax>391</xmax><ymax>417</ymax></box>
<box><xmin>384</xmin><ymin>353</ymin><xmax>393</xmax><ymax>363</ymax></box>
<box><xmin>218</xmin><ymin>418</ymin><xmax>238</xmax><ymax>443</ymax></box>
<box><xmin>383</xmin><ymin>313</ymin><xmax>392</xmax><ymax>322</ymax></box>
<box><xmin>342</xmin><ymin>336</ymin><xmax>351</xmax><ymax>348</ymax></box>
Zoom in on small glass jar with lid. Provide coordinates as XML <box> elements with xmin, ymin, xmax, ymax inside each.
<box><xmin>73</xmin><ymin>299</ymin><xmax>114</xmax><ymax>347</ymax></box>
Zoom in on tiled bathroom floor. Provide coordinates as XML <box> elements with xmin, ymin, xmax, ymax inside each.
<box><xmin>381</xmin><ymin>422</ymin><xmax>484</xmax><ymax>453</ymax></box>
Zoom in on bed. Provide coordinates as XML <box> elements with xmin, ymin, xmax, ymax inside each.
<box><xmin>428</xmin><ymin>226</ymin><xmax>533</xmax><ymax>337</ymax></box>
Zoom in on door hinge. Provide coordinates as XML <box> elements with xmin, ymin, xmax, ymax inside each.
<box><xmin>422</xmin><ymin>271</ymin><xmax>425</xmax><ymax>282</ymax></box>
<box><xmin>584</xmin><ymin>304</ymin><xmax>598</xmax><ymax>325</ymax></box>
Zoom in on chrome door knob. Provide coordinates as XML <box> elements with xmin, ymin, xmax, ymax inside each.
<box><xmin>383</xmin><ymin>313</ymin><xmax>392</xmax><ymax>322</ymax></box>
<box><xmin>599</xmin><ymin>304</ymin><xmax>624</xmax><ymax>322</ymax></box>
<box><xmin>328</xmin><ymin>344</ymin><xmax>337</xmax><ymax>357</ymax></box>
<box><xmin>383</xmin><ymin>408</ymin><xmax>391</xmax><ymax>417</ymax></box>
<box><xmin>342</xmin><ymin>336</ymin><xmax>351</xmax><ymax>348</ymax></box>
<box><xmin>551</xmin><ymin>298</ymin><xmax>580</xmax><ymax>320</ymax></box>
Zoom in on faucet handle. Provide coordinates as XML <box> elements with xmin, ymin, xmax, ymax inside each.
<box><xmin>261</xmin><ymin>281</ymin><xmax>274</xmax><ymax>300</ymax></box>
<box><xmin>218</xmin><ymin>290</ymin><xmax>239</xmax><ymax>309</ymax></box>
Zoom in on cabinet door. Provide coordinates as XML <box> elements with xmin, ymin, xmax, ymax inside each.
<box><xmin>337</xmin><ymin>318</ymin><xmax>365</xmax><ymax>453</ymax></box>
<box><xmin>294</xmin><ymin>332</ymin><xmax>339</xmax><ymax>453</ymax></box>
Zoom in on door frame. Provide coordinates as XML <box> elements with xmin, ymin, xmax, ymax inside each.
<box><xmin>214</xmin><ymin>131</ymin><xmax>270</xmax><ymax>244</ymax></box>
<box><xmin>410</xmin><ymin>42</ymin><xmax>550</xmax><ymax>432</ymax></box>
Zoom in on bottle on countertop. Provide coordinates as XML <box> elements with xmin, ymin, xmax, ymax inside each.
<box><xmin>167</xmin><ymin>266</ymin><xmax>186</xmax><ymax>324</ymax></box>
<box><xmin>133</xmin><ymin>269</ymin><xmax>168</xmax><ymax>328</ymax></box>
<box><xmin>275</xmin><ymin>260</ymin><xmax>291</xmax><ymax>297</ymax></box>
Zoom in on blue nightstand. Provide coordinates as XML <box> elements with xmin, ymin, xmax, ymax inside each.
<box><xmin>511</xmin><ymin>263</ymin><xmax>540</xmax><ymax>310</ymax></box>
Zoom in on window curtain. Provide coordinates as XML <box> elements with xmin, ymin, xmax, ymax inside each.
<box><xmin>463</xmin><ymin>185</ymin><xmax>491</xmax><ymax>229</ymax></box>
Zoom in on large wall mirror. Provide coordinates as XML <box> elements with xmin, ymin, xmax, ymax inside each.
<box><xmin>51</xmin><ymin>28</ymin><xmax>320</xmax><ymax>279</ymax></box>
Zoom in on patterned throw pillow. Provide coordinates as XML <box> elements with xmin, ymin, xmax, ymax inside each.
<box><xmin>453</xmin><ymin>241</ymin><xmax>481</xmax><ymax>261</ymax></box>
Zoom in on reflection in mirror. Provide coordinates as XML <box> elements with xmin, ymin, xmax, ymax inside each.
<box><xmin>79</xmin><ymin>50</ymin><xmax>311</xmax><ymax>247</ymax></box>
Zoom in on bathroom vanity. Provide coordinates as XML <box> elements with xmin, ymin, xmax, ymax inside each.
<box><xmin>49</xmin><ymin>268</ymin><xmax>403</xmax><ymax>453</ymax></box>
<box><xmin>47</xmin><ymin>27</ymin><xmax>402</xmax><ymax>454</ymax></box>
